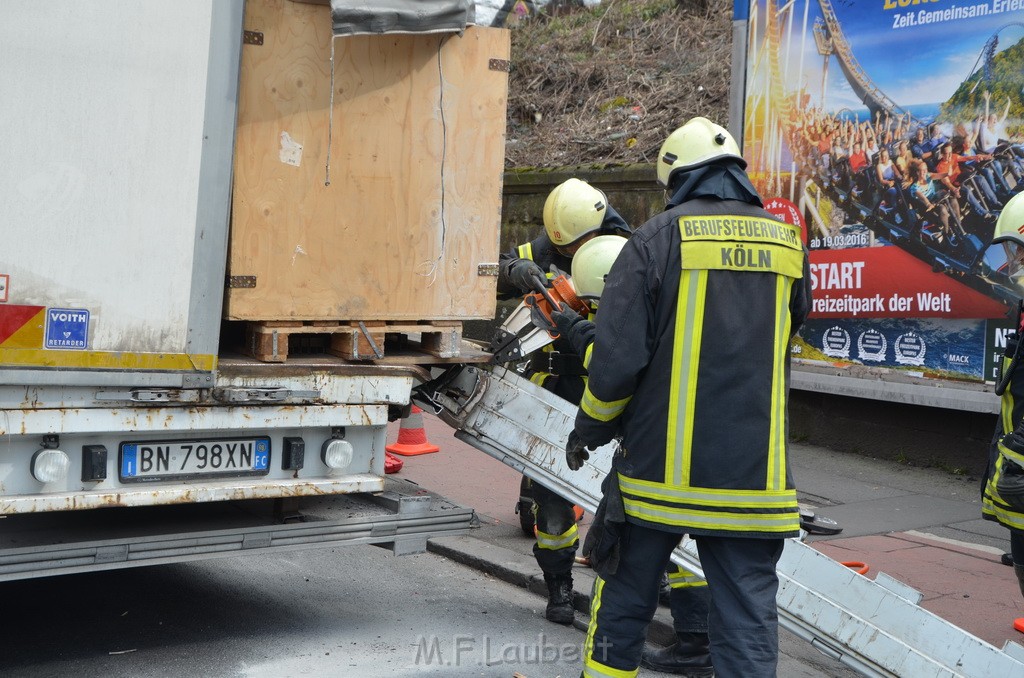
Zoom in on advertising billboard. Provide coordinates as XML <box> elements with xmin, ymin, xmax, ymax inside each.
<box><xmin>737</xmin><ymin>0</ymin><xmax>1024</xmax><ymax>401</ymax></box>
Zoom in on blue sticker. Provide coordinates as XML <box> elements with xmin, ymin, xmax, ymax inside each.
<box><xmin>45</xmin><ymin>308</ymin><xmax>90</xmax><ymax>350</ymax></box>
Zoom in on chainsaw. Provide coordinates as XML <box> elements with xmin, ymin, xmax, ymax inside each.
<box><xmin>489</xmin><ymin>271</ymin><xmax>590</xmax><ymax>364</ymax></box>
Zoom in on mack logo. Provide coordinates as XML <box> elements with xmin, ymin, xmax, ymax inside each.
<box><xmin>947</xmin><ymin>354</ymin><xmax>970</xmax><ymax>364</ymax></box>
<box><xmin>721</xmin><ymin>246</ymin><xmax>771</xmax><ymax>268</ymax></box>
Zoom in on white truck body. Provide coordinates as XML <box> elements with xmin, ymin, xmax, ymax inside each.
<box><xmin>0</xmin><ymin>0</ymin><xmax>478</xmax><ymax>577</ymax></box>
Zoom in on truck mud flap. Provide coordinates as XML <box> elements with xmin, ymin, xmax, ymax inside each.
<box><xmin>428</xmin><ymin>365</ymin><xmax>1024</xmax><ymax>678</ymax></box>
<box><xmin>0</xmin><ymin>478</ymin><xmax>476</xmax><ymax>582</ymax></box>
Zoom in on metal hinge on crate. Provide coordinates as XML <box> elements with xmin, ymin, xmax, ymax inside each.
<box><xmin>227</xmin><ymin>275</ymin><xmax>257</xmax><ymax>289</ymax></box>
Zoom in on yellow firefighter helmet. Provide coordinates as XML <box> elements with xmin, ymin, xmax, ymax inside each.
<box><xmin>571</xmin><ymin>235</ymin><xmax>628</xmax><ymax>300</ymax></box>
<box><xmin>657</xmin><ymin>116</ymin><xmax>744</xmax><ymax>187</ymax></box>
<box><xmin>543</xmin><ymin>178</ymin><xmax>608</xmax><ymax>248</ymax></box>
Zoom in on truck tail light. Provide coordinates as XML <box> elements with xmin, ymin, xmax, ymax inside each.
<box><xmin>321</xmin><ymin>439</ymin><xmax>353</xmax><ymax>470</ymax></box>
<box><xmin>32</xmin><ymin>448</ymin><xmax>70</xmax><ymax>483</ymax></box>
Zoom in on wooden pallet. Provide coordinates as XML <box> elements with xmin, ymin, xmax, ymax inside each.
<box><xmin>244</xmin><ymin>320</ymin><xmax>463</xmax><ymax>363</ymax></box>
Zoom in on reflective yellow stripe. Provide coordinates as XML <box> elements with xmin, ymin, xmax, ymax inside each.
<box><xmin>666</xmin><ymin>268</ymin><xmax>706</xmax><ymax>486</ymax></box>
<box><xmin>584</xmin><ymin>576</ymin><xmax>604</xmax><ymax>670</ymax></box>
<box><xmin>518</xmin><ymin>243</ymin><xmax>533</xmax><ymax>260</ymax></box>
<box><xmin>583</xmin><ymin>661</ymin><xmax>639</xmax><ymax>678</ymax></box>
<box><xmin>668</xmin><ymin>579</ymin><xmax>707</xmax><ymax>589</ymax></box>
<box><xmin>667</xmin><ymin>567</ymin><xmax>706</xmax><ymax>588</ymax></box>
<box><xmin>768</xmin><ymin>275</ymin><xmax>792</xmax><ymax>490</ymax></box>
<box><xmin>0</xmin><ymin>348</ymin><xmax>217</xmax><ymax>371</ymax></box>
<box><xmin>999</xmin><ymin>438</ymin><xmax>1024</xmax><ymax>467</ymax></box>
<box><xmin>1002</xmin><ymin>356</ymin><xmax>1015</xmax><ymax>434</ymax></box>
<box><xmin>536</xmin><ymin>523</ymin><xmax>579</xmax><ymax>550</ymax></box>
<box><xmin>619</xmin><ymin>473</ymin><xmax>797</xmax><ymax>507</ymax></box>
<box><xmin>584</xmin><ymin>583</ymin><xmax>640</xmax><ymax>678</ymax></box>
<box><xmin>680</xmin><ymin>240</ymin><xmax>805</xmax><ymax>278</ymax></box>
<box><xmin>983</xmin><ymin>503</ymin><xmax>1024</xmax><ymax>529</ymax></box>
<box><xmin>581</xmin><ymin>385</ymin><xmax>631</xmax><ymax>421</ymax></box>
<box><xmin>583</xmin><ymin>342</ymin><xmax>594</xmax><ymax>370</ymax></box>
<box><xmin>978</xmin><ymin>491</ymin><xmax>1024</xmax><ymax>532</ymax></box>
<box><xmin>530</xmin><ymin>372</ymin><xmax>550</xmax><ymax>387</ymax></box>
<box><xmin>984</xmin><ymin>456</ymin><xmax>1024</xmax><ymax>528</ymax></box>
<box><xmin>622</xmin><ymin>495</ymin><xmax>799</xmax><ymax>532</ymax></box>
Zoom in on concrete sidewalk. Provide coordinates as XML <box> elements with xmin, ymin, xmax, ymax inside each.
<box><xmin>387</xmin><ymin>411</ymin><xmax>1024</xmax><ymax>676</ymax></box>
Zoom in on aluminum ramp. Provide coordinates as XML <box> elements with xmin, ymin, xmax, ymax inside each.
<box><xmin>423</xmin><ymin>364</ymin><xmax>1024</xmax><ymax>678</ymax></box>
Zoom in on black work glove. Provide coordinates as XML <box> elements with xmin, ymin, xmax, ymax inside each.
<box><xmin>565</xmin><ymin>430</ymin><xmax>590</xmax><ymax>471</ymax></box>
<box><xmin>507</xmin><ymin>259</ymin><xmax>546</xmax><ymax>292</ymax></box>
<box><xmin>550</xmin><ymin>303</ymin><xmax>583</xmax><ymax>338</ymax></box>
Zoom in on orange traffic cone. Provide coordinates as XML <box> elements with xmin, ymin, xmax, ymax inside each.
<box><xmin>386</xmin><ymin>405</ymin><xmax>440</xmax><ymax>456</ymax></box>
<box><xmin>384</xmin><ymin>451</ymin><xmax>404</xmax><ymax>474</ymax></box>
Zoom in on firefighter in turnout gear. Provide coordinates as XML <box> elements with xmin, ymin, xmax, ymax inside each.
<box><xmin>552</xmin><ymin>236</ymin><xmax>714</xmax><ymax>677</ymax></box>
<box><xmin>497</xmin><ymin>178</ymin><xmax>631</xmax><ymax>625</ymax></box>
<box><xmin>982</xmin><ymin>191</ymin><xmax>1024</xmax><ymax>607</ymax></box>
<box><xmin>567</xmin><ymin>117</ymin><xmax>812</xmax><ymax>678</ymax></box>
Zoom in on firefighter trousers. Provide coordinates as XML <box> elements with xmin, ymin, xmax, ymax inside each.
<box><xmin>529</xmin><ymin>479</ymin><xmax>579</xmax><ymax>575</ymax></box>
<box><xmin>528</xmin><ymin>372</ymin><xmax>584</xmax><ymax>577</ymax></box>
<box><xmin>666</xmin><ymin>564</ymin><xmax>710</xmax><ymax>634</ymax></box>
<box><xmin>583</xmin><ymin>521</ymin><xmax>783</xmax><ymax>678</ymax></box>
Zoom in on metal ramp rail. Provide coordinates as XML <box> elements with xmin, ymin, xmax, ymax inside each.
<box><xmin>423</xmin><ymin>364</ymin><xmax>1024</xmax><ymax>678</ymax></box>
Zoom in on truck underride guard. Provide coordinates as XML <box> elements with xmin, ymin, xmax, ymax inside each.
<box><xmin>0</xmin><ymin>478</ymin><xmax>476</xmax><ymax>582</ymax></box>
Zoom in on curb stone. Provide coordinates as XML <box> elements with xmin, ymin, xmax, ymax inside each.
<box><xmin>427</xmin><ymin>535</ymin><xmax>678</xmax><ymax>647</ymax></box>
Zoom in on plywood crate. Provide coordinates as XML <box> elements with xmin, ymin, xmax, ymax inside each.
<box><xmin>226</xmin><ymin>0</ymin><xmax>509</xmax><ymax>325</ymax></box>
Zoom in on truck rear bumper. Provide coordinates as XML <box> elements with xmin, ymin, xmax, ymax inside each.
<box><xmin>0</xmin><ymin>473</ymin><xmax>386</xmax><ymax>514</ymax></box>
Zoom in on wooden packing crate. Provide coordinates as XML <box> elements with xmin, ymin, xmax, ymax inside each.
<box><xmin>226</xmin><ymin>0</ymin><xmax>509</xmax><ymax>325</ymax></box>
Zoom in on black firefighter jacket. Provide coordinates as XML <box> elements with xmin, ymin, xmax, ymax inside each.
<box><xmin>575</xmin><ymin>198</ymin><xmax>812</xmax><ymax>538</ymax></box>
<box><xmin>983</xmin><ymin>327</ymin><xmax>1024</xmax><ymax>530</ymax></box>
<box><xmin>495</xmin><ymin>206</ymin><xmax>632</xmax><ymax>397</ymax></box>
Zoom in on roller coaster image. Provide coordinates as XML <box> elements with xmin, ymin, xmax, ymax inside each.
<box><xmin>745</xmin><ymin>0</ymin><xmax>1024</xmax><ymax>307</ymax></box>
<box><xmin>799</xmin><ymin>139</ymin><xmax>1020</xmax><ymax>307</ymax></box>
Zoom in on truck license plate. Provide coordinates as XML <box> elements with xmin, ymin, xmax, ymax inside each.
<box><xmin>119</xmin><ymin>437</ymin><xmax>271</xmax><ymax>482</ymax></box>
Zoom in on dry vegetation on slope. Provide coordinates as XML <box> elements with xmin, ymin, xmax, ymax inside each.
<box><xmin>503</xmin><ymin>0</ymin><xmax>733</xmax><ymax>168</ymax></box>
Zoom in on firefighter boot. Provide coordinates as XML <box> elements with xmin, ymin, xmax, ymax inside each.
<box><xmin>640</xmin><ymin>632</ymin><xmax>714</xmax><ymax>677</ymax></box>
<box><xmin>544</xmin><ymin>573</ymin><xmax>574</xmax><ymax>625</ymax></box>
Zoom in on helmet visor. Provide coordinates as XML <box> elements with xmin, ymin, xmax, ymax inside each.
<box><xmin>983</xmin><ymin>240</ymin><xmax>1024</xmax><ymax>297</ymax></box>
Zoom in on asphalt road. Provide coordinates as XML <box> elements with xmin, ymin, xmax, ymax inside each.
<box><xmin>3</xmin><ymin>411</ymin><xmax>1019</xmax><ymax>678</ymax></box>
<box><xmin>0</xmin><ymin>546</ymin><xmax>586</xmax><ymax>678</ymax></box>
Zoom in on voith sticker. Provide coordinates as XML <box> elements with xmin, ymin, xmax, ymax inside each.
<box><xmin>45</xmin><ymin>308</ymin><xmax>90</xmax><ymax>350</ymax></box>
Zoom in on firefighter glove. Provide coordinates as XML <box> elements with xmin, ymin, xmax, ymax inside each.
<box><xmin>507</xmin><ymin>259</ymin><xmax>546</xmax><ymax>292</ymax></box>
<box><xmin>551</xmin><ymin>303</ymin><xmax>583</xmax><ymax>338</ymax></box>
<box><xmin>565</xmin><ymin>430</ymin><xmax>590</xmax><ymax>471</ymax></box>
